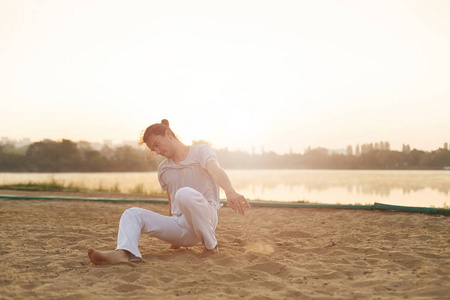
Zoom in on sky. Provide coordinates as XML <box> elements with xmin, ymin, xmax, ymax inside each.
<box><xmin>1</xmin><ymin>0</ymin><xmax>449</xmax><ymax>154</ymax></box>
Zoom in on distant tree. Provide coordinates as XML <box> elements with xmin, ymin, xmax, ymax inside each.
<box><xmin>0</xmin><ymin>144</ymin><xmax>27</xmax><ymax>171</ymax></box>
<box><xmin>79</xmin><ymin>148</ymin><xmax>109</xmax><ymax>171</ymax></box>
<box><xmin>216</xmin><ymin>148</ymin><xmax>254</xmax><ymax>169</ymax></box>
<box><xmin>26</xmin><ymin>139</ymin><xmax>81</xmax><ymax>172</ymax></box>
<box><xmin>358</xmin><ymin>151</ymin><xmax>382</xmax><ymax>169</ymax></box>
<box><xmin>406</xmin><ymin>149</ymin><xmax>425</xmax><ymax>168</ymax></box>
<box><xmin>346</xmin><ymin>145</ymin><xmax>353</xmax><ymax>156</ymax></box>
<box><xmin>303</xmin><ymin>148</ymin><xmax>329</xmax><ymax>169</ymax></box>
<box><xmin>377</xmin><ymin>150</ymin><xmax>406</xmax><ymax>169</ymax></box>
<box><xmin>402</xmin><ymin>144</ymin><xmax>411</xmax><ymax>154</ymax></box>
<box><xmin>355</xmin><ymin>144</ymin><xmax>360</xmax><ymax>156</ymax></box>
<box><xmin>418</xmin><ymin>148</ymin><xmax>450</xmax><ymax>169</ymax></box>
<box><xmin>110</xmin><ymin>146</ymin><xmax>150</xmax><ymax>171</ymax></box>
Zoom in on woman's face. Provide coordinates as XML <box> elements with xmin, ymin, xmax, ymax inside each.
<box><xmin>146</xmin><ymin>131</ymin><xmax>174</xmax><ymax>159</ymax></box>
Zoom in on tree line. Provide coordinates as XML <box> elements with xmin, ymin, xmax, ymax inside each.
<box><xmin>1</xmin><ymin>139</ymin><xmax>450</xmax><ymax>172</ymax></box>
<box><xmin>0</xmin><ymin>139</ymin><xmax>162</xmax><ymax>172</ymax></box>
<box><xmin>217</xmin><ymin>147</ymin><xmax>450</xmax><ymax>170</ymax></box>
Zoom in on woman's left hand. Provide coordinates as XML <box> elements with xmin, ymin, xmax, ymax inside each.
<box><xmin>226</xmin><ymin>189</ymin><xmax>251</xmax><ymax>215</ymax></box>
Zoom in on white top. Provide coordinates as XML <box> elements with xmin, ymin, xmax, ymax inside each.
<box><xmin>158</xmin><ymin>144</ymin><xmax>220</xmax><ymax>216</ymax></box>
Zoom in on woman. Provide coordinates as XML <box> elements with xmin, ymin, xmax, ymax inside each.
<box><xmin>88</xmin><ymin>119</ymin><xmax>250</xmax><ymax>264</ymax></box>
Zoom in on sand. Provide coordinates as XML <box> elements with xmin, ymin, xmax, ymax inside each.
<box><xmin>0</xmin><ymin>191</ymin><xmax>449</xmax><ymax>299</ymax></box>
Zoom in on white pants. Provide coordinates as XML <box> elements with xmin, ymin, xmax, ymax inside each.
<box><xmin>115</xmin><ymin>187</ymin><xmax>219</xmax><ymax>261</ymax></box>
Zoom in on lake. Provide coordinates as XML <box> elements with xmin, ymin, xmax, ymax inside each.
<box><xmin>0</xmin><ymin>170</ymin><xmax>449</xmax><ymax>208</ymax></box>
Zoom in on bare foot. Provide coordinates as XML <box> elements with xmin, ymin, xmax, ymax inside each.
<box><xmin>200</xmin><ymin>245</ymin><xmax>219</xmax><ymax>258</ymax></box>
<box><xmin>88</xmin><ymin>249</ymin><xmax>130</xmax><ymax>265</ymax></box>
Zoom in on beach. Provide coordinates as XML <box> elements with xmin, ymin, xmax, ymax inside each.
<box><xmin>1</xmin><ymin>191</ymin><xmax>449</xmax><ymax>299</ymax></box>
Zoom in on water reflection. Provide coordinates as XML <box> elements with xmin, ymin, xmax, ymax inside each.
<box><xmin>227</xmin><ymin>170</ymin><xmax>450</xmax><ymax>197</ymax></box>
<box><xmin>0</xmin><ymin>170</ymin><xmax>448</xmax><ymax>207</ymax></box>
<box><xmin>226</xmin><ymin>170</ymin><xmax>449</xmax><ymax>207</ymax></box>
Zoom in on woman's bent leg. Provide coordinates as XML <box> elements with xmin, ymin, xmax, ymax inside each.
<box><xmin>175</xmin><ymin>187</ymin><xmax>219</xmax><ymax>250</ymax></box>
<box><xmin>116</xmin><ymin>207</ymin><xmax>200</xmax><ymax>261</ymax></box>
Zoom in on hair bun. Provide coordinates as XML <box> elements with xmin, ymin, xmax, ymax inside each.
<box><xmin>161</xmin><ymin>119</ymin><xmax>169</xmax><ymax>127</ymax></box>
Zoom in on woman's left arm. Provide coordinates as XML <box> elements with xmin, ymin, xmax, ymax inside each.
<box><xmin>206</xmin><ymin>160</ymin><xmax>251</xmax><ymax>215</ymax></box>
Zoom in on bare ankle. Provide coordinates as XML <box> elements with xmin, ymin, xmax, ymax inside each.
<box><xmin>88</xmin><ymin>249</ymin><xmax>130</xmax><ymax>265</ymax></box>
<box><xmin>200</xmin><ymin>245</ymin><xmax>219</xmax><ymax>258</ymax></box>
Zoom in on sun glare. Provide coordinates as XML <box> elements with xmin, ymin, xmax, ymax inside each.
<box><xmin>1</xmin><ymin>1</ymin><xmax>449</xmax><ymax>153</ymax></box>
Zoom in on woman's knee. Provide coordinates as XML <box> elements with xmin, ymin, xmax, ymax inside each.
<box><xmin>121</xmin><ymin>207</ymin><xmax>145</xmax><ymax>220</ymax></box>
<box><xmin>175</xmin><ymin>187</ymin><xmax>202</xmax><ymax>207</ymax></box>
<box><xmin>123</xmin><ymin>207</ymin><xmax>140</xmax><ymax>214</ymax></box>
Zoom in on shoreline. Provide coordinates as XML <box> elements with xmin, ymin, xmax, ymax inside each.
<box><xmin>1</xmin><ymin>190</ymin><xmax>449</xmax><ymax>215</ymax></box>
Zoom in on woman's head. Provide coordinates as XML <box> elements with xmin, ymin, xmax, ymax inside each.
<box><xmin>140</xmin><ymin>119</ymin><xmax>178</xmax><ymax>157</ymax></box>
<box><xmin>140</xmin><ymin>119</ymin><xmax>176</xmax><ymax>144</ymax></box>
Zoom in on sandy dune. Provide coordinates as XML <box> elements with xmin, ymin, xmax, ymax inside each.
<box><xmin>0</xmin><ymin>192</ymin><xmax>449</xmax><ymax>299</ymax></box>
